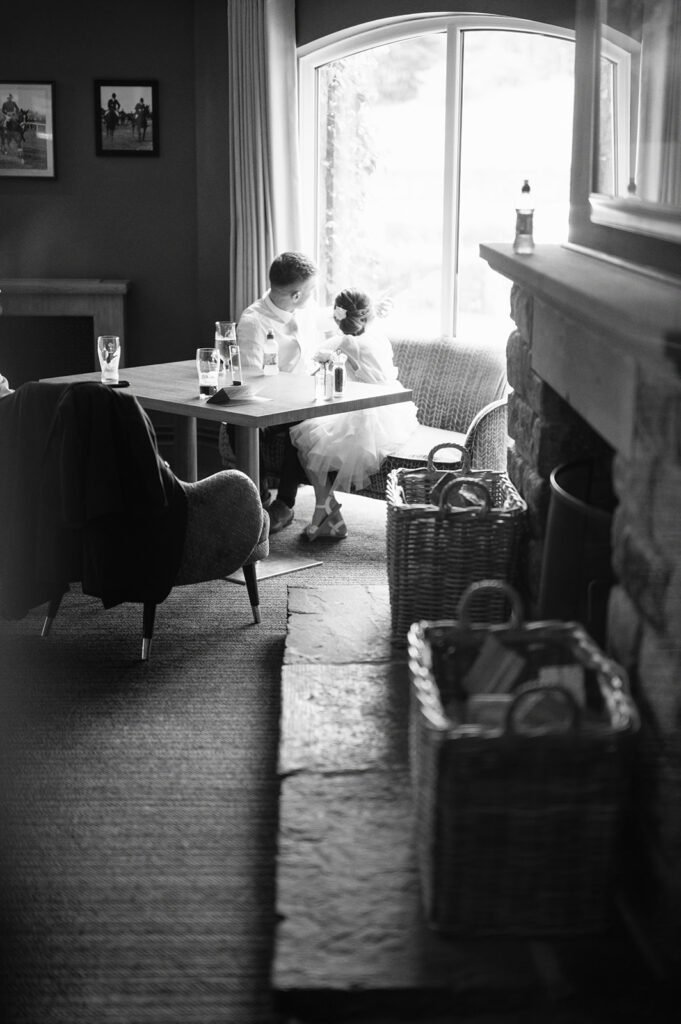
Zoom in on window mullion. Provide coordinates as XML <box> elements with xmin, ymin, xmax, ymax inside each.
<box><xmin>441</xmin><ymin>25</ymin><xmax>463</xmax><ymax>337</ymax></box>
<box><xmin>298</xmin><ymin>56</ymin><xmax>313</xmax><ymax>252</ymax></box>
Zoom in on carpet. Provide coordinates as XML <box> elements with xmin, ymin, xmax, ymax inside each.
<box><xmin>0</xmin><ymin>487</ymin><xmax>390</xmax><ymax>1024</ymax></box>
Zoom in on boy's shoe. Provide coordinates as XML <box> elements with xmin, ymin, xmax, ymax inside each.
<box><xmin>267</xmin><ymin>498</ymin><xmax>294</xmax><ymax>533</ymax></box>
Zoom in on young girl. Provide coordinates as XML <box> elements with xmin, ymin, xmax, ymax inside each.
<box><xmin>289</xmin><ymin>288</ymin><xmax>418</xmax><ymax>539</ymax></box>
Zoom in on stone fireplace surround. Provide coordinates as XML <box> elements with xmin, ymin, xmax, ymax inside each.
<box><xmin>481</xmin><ymin>242</ymin><xmax>681</xmax><ymax>969</ymax></box>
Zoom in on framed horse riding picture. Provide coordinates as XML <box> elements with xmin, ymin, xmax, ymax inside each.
<box><xmin>94</xmin><ymin>80</ymin><xmax>159</xmax><ymax>157</ymax></box>
<box><xmin>0</xmin><ymin>82</ymin><xmax>55</xmax><ymax>178</ymax></box>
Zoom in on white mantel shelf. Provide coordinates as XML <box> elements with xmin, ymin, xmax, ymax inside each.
<box><xmin>0</xmin><ymin>278</ymin><xmax>129</xmax><ymax>364</ymax></box>
<box><xmin>480</xmin><ymin>243</ymin><xmax>681</xmax><ymax>359</ymax></box>
<box><xmin>0</xmin><ymin>278</ymin><xmax>128</xmax><ymax>296</ymax></box>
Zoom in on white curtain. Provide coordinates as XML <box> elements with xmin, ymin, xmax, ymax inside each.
<box><xmin>659</xmin><ymin>1</ymin><xmax>681</xmax><ymax>206</ymax></box>
<box><xmin>636</xmin><ymin>0</ymin><xmax>681</xmax><ymax>205</ymax></box>
<box><xmin>227</xmin><ymin>0</ymin><xmax>302</xmax><ymax>320</ymax></box>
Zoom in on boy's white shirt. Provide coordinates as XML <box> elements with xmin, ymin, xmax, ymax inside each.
<box><xmin>236</xmin><ymin>292</ymin><xmax>334</xmax><ymax>375</ymax></box>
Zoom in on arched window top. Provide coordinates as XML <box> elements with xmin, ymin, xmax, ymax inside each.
<box><xmin>298</xmin><ymin>13</ymin><xmax>574</xmax><ymax>63</ymax></box>
<box><xmin>299</xmin><ymin>14</ymin><xmax>576</xmax><ymax>339</ymax></box>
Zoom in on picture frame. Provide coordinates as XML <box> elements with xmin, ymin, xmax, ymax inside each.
<box><xmin>95</xmin><ymin>80</ymin><xmax>158</xmax><ymax>157</ymax></box>
<box><xmin>0</xmin><ymin>81</ymin><xmax>55</xmax><ymax>178</ymax></box>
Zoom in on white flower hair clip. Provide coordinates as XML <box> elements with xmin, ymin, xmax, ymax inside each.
<box><xmin>333</xmin><ymin>305</ymin><xmax>347</xmax><ymax>323</ymax></box>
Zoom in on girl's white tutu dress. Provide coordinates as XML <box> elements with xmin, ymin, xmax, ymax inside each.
<box><xmin>289</xmin><ymin>324</ymin><xmax>419</xmax><ymax>493</ymax></box>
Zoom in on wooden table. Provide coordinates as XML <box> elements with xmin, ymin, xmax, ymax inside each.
<box><xmin>41</xmin><ymin>361</ymin><xmax>414</xmax><ymax>584</ymax></box>
<box><xmin>41</xmin><ymin>360</ymin><xmax>414</xmax><ymax>485</ymax></box>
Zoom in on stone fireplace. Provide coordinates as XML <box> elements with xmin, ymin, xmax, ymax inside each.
<box><xmin>481</xmin><ymin>241</ymin><xmax>681</xmax><ymax>970</ymax></box>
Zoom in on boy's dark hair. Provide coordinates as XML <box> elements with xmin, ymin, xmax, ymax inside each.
<box><xmin>269</xmin><ymin>252</ymin><xmax>317</xmax><ymax>289</ymax></box>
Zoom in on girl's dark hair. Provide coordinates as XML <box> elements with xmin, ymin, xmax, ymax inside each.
<box><xmin>335</xmin><ymin>289</ymin><xmax>372</xmax><ymax>336</ymax></box>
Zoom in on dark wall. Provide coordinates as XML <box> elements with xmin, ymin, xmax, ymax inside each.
<box><xmin>0</xmin><ymin>1</ymin><xmax>579</xmax><ymax>371</ymax></box>
<box><xmin>0</xmin><ymin>0</ymin><xmax>199</xmax><ymax>368</ymax></box>
<box><xmin>296</xmin><ymin>0</ymin><xmax>577</xmax><ymax>45</ymax></box>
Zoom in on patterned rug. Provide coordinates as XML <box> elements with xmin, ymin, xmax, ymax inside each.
<box><xmin>0</xmin><ymin>487</ymin><xmax>389</xmax><ymax>1024</ymax></box>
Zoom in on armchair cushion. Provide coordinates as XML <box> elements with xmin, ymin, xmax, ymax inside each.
<box><xmin>392</xmin><ymin>424</ymin><xmax>467</xmax><ymax>464</ymax></box>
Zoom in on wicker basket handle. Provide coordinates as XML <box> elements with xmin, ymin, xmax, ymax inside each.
<box><xmin>437</xmin><ymin>476</ymin><xmax>491</xmax><ymax>516</ymax></box>
<box><xmin>456</xmin><ymin>579</ymin><xmax>524</xmax><ymax>627</ymax></box>
<box><xmin>427</xmin><ymin>442</ymin><xmax>470</xmax><ymax>473</ymax></box>
<box><xmin>505</xmin><ymin>683</ymin><xmax>581</xmax><ymax>735</ymax></box>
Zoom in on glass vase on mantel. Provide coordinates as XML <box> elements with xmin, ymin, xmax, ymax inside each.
<box><xmin>513</xmin><ymin>179</ymin><xmax>535</xmax><ymax>255</ymax></box>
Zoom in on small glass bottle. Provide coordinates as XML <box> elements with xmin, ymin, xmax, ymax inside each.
<box><xmin>332</xmin><ymin>350</ymin><xmax>347</xmax><ymax>397</ymax></box>
<box><xmin>314</xmin><ymin>359</ymin><xmax>333</xmax><ymax>400</ymax></box>
<box><xmin>228</xmin><ymin>341</ymin><xmax>242</xmax><ymax>385</ymax></box>
<box><xmin>262</xmin><ymin>329</ymin><xmax>279</xmax><ymax>375</ymax></box>
<box><xmin>513</xmin><ymin>179</ymin><xmax>535</xmax><ymax>255</ymax></box>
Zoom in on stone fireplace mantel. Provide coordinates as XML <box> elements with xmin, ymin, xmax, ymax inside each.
<box><xmin>480</xmin><ymin>243</ymin><xmax>681</xmax><ymax>457</ymax></box>
<box><xmin>480</xmin><ymin>243</ymin><xmax>681</xmax><ymax>353</ymax></box>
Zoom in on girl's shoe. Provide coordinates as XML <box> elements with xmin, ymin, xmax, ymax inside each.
<box><xmin>303</xmin><ymin>497</ymin><xmax>348</xmax><ymax>540</ymax></box>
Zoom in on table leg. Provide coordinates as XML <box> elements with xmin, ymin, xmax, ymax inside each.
<box><xmin>226</xmin><ymin>423</ymin><xmax>321</xmax><ymax>586</ymax></box>
<box><xmin>230</xmin><ymin>425</ymin><xmax>264</xmax><ymax>612</ymax></box>
<box><xmin>233</xmin><ymin>425</ymin><xmax>260</xmax><ymax>484</ymax></box>
<box><xmin>174</xmin><ymin>417</ymin><xmax>198</xmax><ymax>482</ymax></box>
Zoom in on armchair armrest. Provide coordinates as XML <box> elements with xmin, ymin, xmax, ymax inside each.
<box><xmin>175</xmin><ymin>470</ymin><xmax>268</xmax><ymax>586</ymax></box>
<box><xmin>464</xmin><ymin>397</ymin><xmax>508</xmax><ymax>472</ymax></box>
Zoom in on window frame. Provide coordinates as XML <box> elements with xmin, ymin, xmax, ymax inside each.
<box><xmin>597</xmin><ymin>32</ymin><xmax>633</xmax><ymax>196</ymax></box>
<box><xmin>298</xmin><ymin>14</ymin><xmax>575</xmax><ymax>336</ymax></box>
<box><xmin>569</xmin><ymin>0</ymin><xmax>681</xmax><ymax>273</ymax></box>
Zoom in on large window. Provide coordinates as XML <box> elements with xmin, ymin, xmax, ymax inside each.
<box><xmin>299</xmin><ymin>16</ymin><xmax>575</xmax><ymax>341</ymax></box>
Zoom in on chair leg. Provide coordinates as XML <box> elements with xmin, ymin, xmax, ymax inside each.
<box><xmin>41</xmin><ymin>591</ymin><xmax>66</xmax><ymax>638</ymax></box>
<box><xmin>242</xmin><ymin>563</ymin><xmax>261</xmax><ymax>623</ymax></box>
<box><xmin>142</xmin><ymin>602</ymin><xmax>156</xmax><ymax>661</ymax></box>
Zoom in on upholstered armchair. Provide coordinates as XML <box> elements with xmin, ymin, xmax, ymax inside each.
<box><xmin>0</xmin><ymin>381</ymin><xmax>269</xmax><ymax>660</ymax></box>
<box><xmin>40</xmin><ymin>469</ymin><xmax>270</xmax><ymax>659</ymax></box>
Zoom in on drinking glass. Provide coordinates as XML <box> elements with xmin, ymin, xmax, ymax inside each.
<box><xmin>314</xmin><ymin>360</ymin><xmax>333</xmax><ymax>400</ymax></box>
<box><xmin>215</xmin><ymin>321</ymin><xmax>237</xmax><ymax>376</ymax></box>
<box><xmin>97</xmin><ymin>335</ymin><xmax>121</xmax><ymax>383</ymax></box>
<box><xmin>196</xmin><ymin>347</ymin><xmax>220</xmax><ymax>398</ymax></box>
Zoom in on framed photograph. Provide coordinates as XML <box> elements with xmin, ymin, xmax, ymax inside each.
<box><xmin>95</xmin><ymin>80</ymin><xmax>158</xmax><ymax>156</ymax></box>
<box><xmin>0</xmin><ymin>82</ymin><xmax>55</xmax><ymax>178</ymax></box>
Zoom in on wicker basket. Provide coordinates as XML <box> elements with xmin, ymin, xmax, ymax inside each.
<box><xmin>386</xmin><ymin>444</ymin><xmax>527</xmax><ymax>643</ymax></box>
<box><xmin>407</xmin><ymin>581</ymin><xmax>640</xmax><ymax>937</ymax></box>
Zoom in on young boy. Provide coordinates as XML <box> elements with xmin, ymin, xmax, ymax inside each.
<box><xmin>220</xmin><ymin>252</ymin><xmax>323</xmax><ymax>532</ymax></box>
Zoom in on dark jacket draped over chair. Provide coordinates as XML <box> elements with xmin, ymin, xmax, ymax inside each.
<box><xmin>0</xmin><ymin>381</ymin><xmax>187</xmax><ymax>620</ymax></box>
